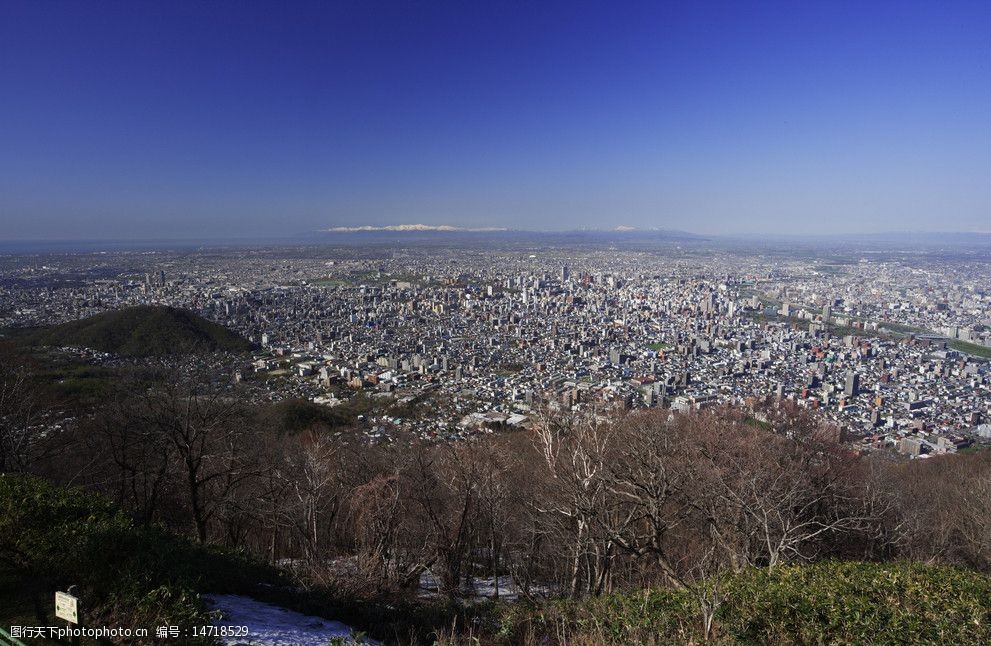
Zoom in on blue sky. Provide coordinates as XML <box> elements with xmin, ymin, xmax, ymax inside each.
<box><xmin>1</xmin><ymin>1</ymin><xmax>989</xmax><ymax>239</ymax></box>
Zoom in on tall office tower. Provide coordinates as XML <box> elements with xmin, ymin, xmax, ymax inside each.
<box><xmin>561</xmin><ymin>264</ymin><xmax>570</xmax><ymax>282</ymax></box>
<box><xmin>845</xmin><ymin>371</ymin><xmax>860</xmax><ymax>398</ymax></box>
<box><xmin>822</xmin><ymin>304</ymin><xmax>832</xmax><ymax>322</ymax></box>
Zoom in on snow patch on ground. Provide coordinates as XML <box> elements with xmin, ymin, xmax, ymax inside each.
<box><xmin>418</xmin><ymin>570</ymin><xmax>542</xmax><ymax>601</ymax></box>
<box><xmin>204</xmin><ymin>593</ymin><xmax>375</xmax><ymax>645</ymax></box>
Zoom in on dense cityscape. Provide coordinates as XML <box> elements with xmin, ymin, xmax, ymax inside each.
<box><xmin>3</xmin><ymin>234</ymin><xmax>990</xmax><ymax>457</ymax></box>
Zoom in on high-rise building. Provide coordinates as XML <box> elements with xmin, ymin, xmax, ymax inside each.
<box><xmin>845</xmin><ymin>372</ymin><xmax>860</xmax><ymax>398</ymax></box>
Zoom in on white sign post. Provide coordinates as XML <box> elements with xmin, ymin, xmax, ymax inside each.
<box><xmin>55</xmin><ymin>590</ymin><xmax>80</xmax><ymax>645</ymax></box>
<box><xmin>55</xmin><ymin>590</ymin><xmax>78</xmax><ymax>623</ymax></box>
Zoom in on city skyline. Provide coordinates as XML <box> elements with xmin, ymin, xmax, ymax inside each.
<box><xmin>2</xmin><ymin>1</ymin><xmax>990</xmax><ymax>240</ymax></box>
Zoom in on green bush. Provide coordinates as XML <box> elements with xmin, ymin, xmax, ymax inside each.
<box><xmin>0</xmin><ymin>474</ymin><xmax>281</xmax><ymax>640</ymax></box>
<box><xmin>722</xmin><ymin>560</ymin><xmax>991</xmax><ymax>644</ymax></box>
<box><xmin>0</xmin><ymin>473</ymin><xmax>131</xmax><ymax>577</ymax></box>
<box><xmin>496</xmin><ymin>588</ymin><xmax>698</xmax><ymax>644</ymax></box>
<box><xmin>492</xmin><ymin>561</ymin><xmax>991</xmax><ymax>644</ymax></box>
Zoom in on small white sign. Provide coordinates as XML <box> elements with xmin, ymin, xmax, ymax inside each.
<box><xmin>55</xmin><ymin>591</ymin><xmax>78</xmax><ymax>624</ymax></box>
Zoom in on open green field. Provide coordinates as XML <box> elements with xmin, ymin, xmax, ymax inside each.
<box><xmin>951</xmin><ymin>340</ymin><xmax>991</xmax><ymax>359</ymax></box>
<box><xmin>877</xmin><ymin>321</ymin><xmax>928</xmax><ymax>335</ymax></box>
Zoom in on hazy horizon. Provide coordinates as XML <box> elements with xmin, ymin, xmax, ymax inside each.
<box><xmin>5</xmin><ymin>226</ymin><xmax>991</xmax><ymax>251</ymax></box>
<box><xmin>2</xmin><ymin>1</ymin><xmax>990</xmax><ymax>239</ymax></box>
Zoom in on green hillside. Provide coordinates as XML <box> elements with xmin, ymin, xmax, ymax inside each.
<box><xmin>30</xmin><ymin>305</ymin><xmax>253</xmax><ymax>356</ymax></box>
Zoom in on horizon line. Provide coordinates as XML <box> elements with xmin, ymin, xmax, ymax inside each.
<box><xmin>3</xmin><ymin>228</ymin><xmax>991</xmax><ymax>245</ymax></box>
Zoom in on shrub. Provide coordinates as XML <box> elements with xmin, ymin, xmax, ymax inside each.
<box><xmin>491</xmin><ymin>561</ymin><xmax>991</xmax><ymax>644</ymax></box>
<box><xmin>721</xmin><ymin>560</ymin><xmax>991</xmax><ymax>644</ymax></box>
<box><xmin>0</xmin><ymin>474</ymin><xmax>281</xmax><ymax>641</ymax></box>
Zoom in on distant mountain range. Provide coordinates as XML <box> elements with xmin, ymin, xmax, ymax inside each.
<box><xmin>320</xmin><ymin>223</ymin><xmax>699</xmax><ymax>235</ymax></box>
<box><xmin>311</xmin><ymin>225</ymin><xmax>706</xmax><ymax>246</ymax></box>
<box><xmin>324</xmin><ymin>224</ymin><xmax>508</xmax><ymax>232</ymax></box>
<box><xmin>27</xmin><ymin>305</ymin><xmax>253</xmax><ymax>357</ymax></box>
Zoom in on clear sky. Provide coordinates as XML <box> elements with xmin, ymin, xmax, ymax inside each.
<box><xmin>1</xmin><ymin>1</ymin><xmax>989</xmax><ymax>239</ymax></box>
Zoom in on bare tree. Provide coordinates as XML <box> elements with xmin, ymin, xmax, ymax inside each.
<box><xmin>692</xmin><ymin>410</ymin><xmax>869</xmax><ymax>569</ymax></box>
<box><xmin>140</xmin><ymin>379</ymin><xmax>258</xmax><ymax>543</ymax></box>
<box><xmin>889</xmin><ymin>452</ymin><xmax>991</xmax><ymax>571</ymax></box>
<box><xmin>405</xmin><ymin>443</ymin><xmax>485</xmax><ymax>598</ymax></box>
<box><xmin>956</xmin><ymin>458</ymin><xmax>991</xmax><ymax>569</ymax></box>
<box><xmin>87</xmin><ymin>385</ymin><xmax>174</xmax><ymax>524</ymax></box>
<box><xmin>276</xmin><ymin>428</ymin><xmax>342</xmax><ymax>563</ymax></box>
<box><xmin>471</xmin><ymin>435</ymin><xmax>519</xmax><ymax>599</ymax></box>
<box><xmin>603</xmin><ymin>411</ymin><xmax>693</xmax><ymax>589</ymax></box>
<box><xmin>0</xmin><ymin>360</ymin><xmax>42</xmax><ymax>472</ymax></box>
<box><xmin>346</xmin><ymin>464</ymin><xmax>434</xmax><ymax>595</ymax></box>
<box><xmin>532</xmin><ymin>405</ymin><xmax>617</xmax><ymax>597</ymax></box>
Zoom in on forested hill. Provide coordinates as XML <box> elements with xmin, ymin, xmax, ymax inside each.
<box><xmin>28</xmin><ymin>305</ymin><xmax>253</xmax><ymax>356</ymax></box>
